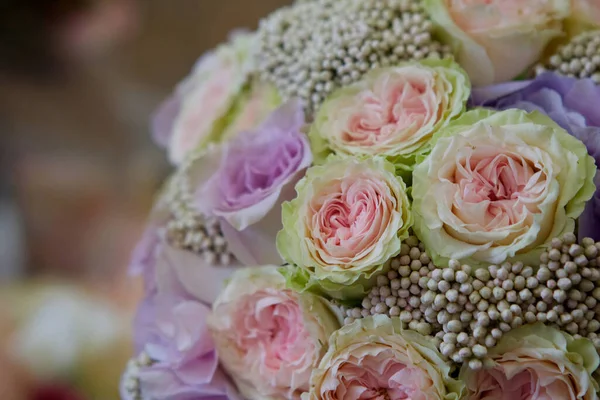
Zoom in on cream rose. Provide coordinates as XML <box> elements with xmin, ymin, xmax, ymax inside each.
<box><xmin>310</xmin><ymin>59</ymin><xmax>469</xmax><ymax>172</ymax></box>
<box><xmin>567</xmin><ymin>0</ymin><xmax>600</xmax><ymax>36</ymax></box>
<box><xmin>424</xmin><ymin>0</ymin><xmax>570</xmax><ymax>86</ymax></box>
<box><xmin>412</xmin><ymin>109</ymin><xmax>596</xmax><ymax>267</ymax></box>
<box><xmin>277</xmin><ymin>156</ymin><xmax>413</xmax><ymax>300</ymax></box>
<box><xmin>208</xmin><ymin>266</ymin><xmax>340</xmax><ymax>400</ymax></box>
<box><xmin>460</xmin><ymin>323</ymin><xmax>599</xmax><ymax>399</ymax></box>
<box><xmin>573</xmin><ymin>0</ymin><xmax>600</xmax><ymax>23</ymax></box>
<box><xmin>304</xmin><ymin>315</ymin><xmax>464</xmax><ymax>400</ymax></box>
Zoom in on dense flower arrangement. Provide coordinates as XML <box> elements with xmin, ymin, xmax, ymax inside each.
<box><xmin>122</xmin><ymin>0</ymin><xmax>600</xmax><ymax>399</ymax></box>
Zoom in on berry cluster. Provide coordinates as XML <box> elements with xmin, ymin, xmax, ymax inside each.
<box><xmin>340</xmin><ymin>233</ymin><xmax>600</xmax><ymax>370</ymax></box>
<box><xmin>536</xmin><ymin>30</ymin><xmax>600</xmax><ymax>82</ymax></box>
<box><xmin>256</xmin><ymin>0</ymin><xmax>451</xmax><ymax>115</ymax></box>
<box><xmin>163</xmin><ymin>153</ymin><xmax>236</xmax><ymax>266</ymax></box>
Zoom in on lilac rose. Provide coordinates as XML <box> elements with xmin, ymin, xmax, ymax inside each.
<box><xmin>471</xmin><ymin>72</ymin><xmax>600</xmax><ymax>240</ymax></box>
<box><xmin>131</xmin><ymin>237</ymin><xmax>244</xmax><ymax>337</ymax></box>
<box><xmin>127</xmin><ymin>244</ymin><xmax>241</xmax><ymax>400</ymax></box>
<box><xmin>152</xmin><ymin>94</ymin><xmax>181</xmax><ymax>149</ymax></box>
<box><xmin>192</xmin><ymin>99</ymin><xmax>312</xmax><ymax>265</ymax></box>
<box><xmin>128</xmin><ymin>225</ymin><xmax>162</xmax><ymax>294</ymax></box>
<box><xmin>128</xmin><ymin>196</ymin><xmax>244</xmax><ymax>307</ymax></box>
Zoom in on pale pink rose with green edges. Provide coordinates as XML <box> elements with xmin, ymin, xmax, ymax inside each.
<box><xmin>424</xmin><ymin>0</ymin><xmax>570</xmax><ymax>86</ymax></box>
<box><xmin>310</xmin><ymin>59</ymin><xmax>469</xmax><ymax>174</ymax></box>
<box><xmin>208</xmin><ymin>266</ymin><xmax>340</xmax><ymax>400</ymax></box>
<box><xmin>277</xmin><ymin>156</ymin><xmax>413</xmax><ymax>300</ymax></box>
<box><xmin>156</xmin><ymin>32</ymin><xmax>256</xmax><ymax>164</ymax></box>
<box><xmin>412</xmin><ymin>109</ymin><xmax>596</xmax><ymax>268</ymax></box>
<box><xmin>304</xmin><ymin>315</ymin><xmax>463</xmax><ymax>400</ymax></box>
<box><xmin>460</xmin><ymin>323</ymin><xmax>599</xmax><ymax>400</ymax></box>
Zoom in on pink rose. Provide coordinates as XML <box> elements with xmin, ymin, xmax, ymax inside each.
<box><xmin>425</xmin><ymin>0</ymin><xmax>569</xmax><ymax>85</ymax></box>
<box><xmin>151</xmin><ymin>33</ymin><xmax>255</xmax><ymax>164</ymax></box>
<box><xmin>208</xmin><ymin>267</ymin><xmax>340</xmax><ymax>400</ymax></box>
<box><xmin>305</xmin><ymin>316</ymin><xmax>463</xmax><ymax>400</ymax></box>
<box><xmin>460</xmin><ymin>324</ymin><xmax>599</xmax><ymax>400</ymax></box>
<box><xmin>412</xmin><ymin>109</ymin><xmax>595</xmax><ymax>267</ymax></box>
<box><xmin>170</xmin><ymin>63</ymin><xmax>237</xmax><ymax>163</ymax></box>
<box><xmin>277</xmin><ymin>156</ymin><xmax>413</xmax><ymax>299</ymax></box>
<box><xmin>310</xmin><ymin>59</ymin><xmax>469</xmax><ymax>169</ymax></box>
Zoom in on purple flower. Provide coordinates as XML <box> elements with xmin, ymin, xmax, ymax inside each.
<box><xmin>133</xmin><ymin>242</ymin><xmax>245</xmax><ymax>353</ymax></box>
<box><xmin>151</xmin><ymin>95</ymin><xmax>181</xmax><ymax>149</ymax></box>
<box><xmin>580</xmin><ymin>174</ymin><xmax>600</xmax><ymax>243</ymax></box>
<box><xmin>130</xmin><ymin>244</ymin><xmax>241</xmax><ymax>400</ymax></box>
<box><xmin>471</xmin><ymin>72</ymin><xmax>600</xmax><ymax>241</ymax></box>
<box><xmin>192</xmin><ymin>99</ymin><xmax>312</xmax><ymax>265</ymax></box>
<box><xmin>128</xmin><ymin>207</ymin><xmax>172</xmax><ymax>293</ymax></box>
<box><xmin>129</xmin><ymin>225</ymin><xmax>162</xmax><ymax>293</ymax></box>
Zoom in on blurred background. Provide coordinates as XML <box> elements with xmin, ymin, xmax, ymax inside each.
<box><xmin>0</xmin><ymin>1</ymin><xmax>289</xmax><ymax>398</ymax></box>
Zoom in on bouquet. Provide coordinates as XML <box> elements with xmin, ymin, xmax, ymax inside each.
<box><xmin>122</xmin><ymin>0</ymin><xmax>600</xmax><ymax>399</ymax></box>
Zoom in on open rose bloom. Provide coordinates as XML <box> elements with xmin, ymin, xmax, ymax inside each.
<box><xmin>124</xmin><ymin>1</ymin><xmax>600</xmax><ymax>399</ymax></box>
<box><xmin>208</xmin><ymin>267</ymin><xmax>340</xmax><ymax>400</ymax></box>
<box><xmin>412</xmin><ymin>108</ymin><xmax>595</xmax><ymax>267</ymax></box>
<box><xmin>425</xmin><ymin>0</ymin><xmax>570</xmax><ymax>85</ymax></box>
<box><xmin>277</xmin><ymin>156</ymin><xmax>413</xmax><ymax>300</ymax></box>
<box><xmin>310</xmin><ymin>58</ymin><xmax>470</xmax><ymax>173</ymax></box>
<box><xmin>305</xmin><ymin>315</ymin><xmax>464</xmax><ymax>400</ymax></box>
<box><xmin>194</xmin><ymin>99</ymin><xmax>311</xmax><ymax>265</ymax></box>
<box><xmin>461</xmin><ymin>324</ymin><xmax>599</xmax><ymax>399</ymax></box>
<box><xmin>152</xmin><ymin>32</ymin><xmax>281</xmax><ymax>165</ymax></box>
